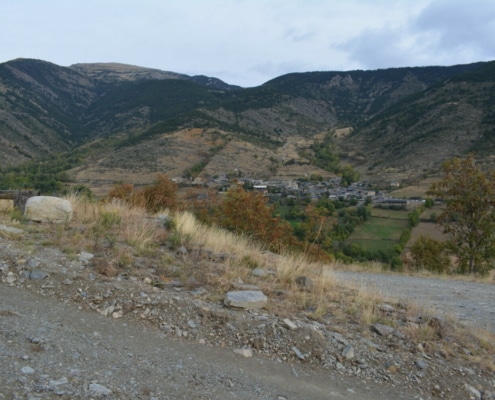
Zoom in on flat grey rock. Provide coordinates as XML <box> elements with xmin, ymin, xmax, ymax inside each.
<box><xmin>224</xmin><ymin>290</ymin><xmax>267</xmax><ymax>309</ymax></box>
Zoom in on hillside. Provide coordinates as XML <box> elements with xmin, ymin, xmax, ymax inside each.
<box><xmin>1</xmin><ymin>198</ymin><xmax>494</xmax><ymax>399</ymax></box>
<box><xmin>1</xmin><ymin>58</ymin><xmax>494</xmax><ymax>192</ymax></box>
<box><xmin>347</xmin><ymin>61</ymin><xmax>495</xmax><ymax>183</ymax></box>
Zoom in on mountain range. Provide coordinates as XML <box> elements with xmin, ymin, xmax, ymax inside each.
<box><xmin>1</xmin><ymin>58</ymin><xmax>494</xmax><ymax>194</ymax></box>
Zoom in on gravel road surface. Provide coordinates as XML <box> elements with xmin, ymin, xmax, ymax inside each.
<box><xmin>0</xmin><ymin>284</ymin><xmax>420</xmax><ymax>400</ymax></box>
<box><xmin>334</xmin><ymin>272</ymin><xmax>495</xmax><ymax>333</ymax></box>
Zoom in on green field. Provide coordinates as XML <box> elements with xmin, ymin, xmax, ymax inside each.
<box><xmin>348</xmin><ymin>209</ymin><xmax>409</xmax><ymax>252</ymax></box>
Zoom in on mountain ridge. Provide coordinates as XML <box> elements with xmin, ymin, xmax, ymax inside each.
<box><xmin>1</xmin><ymin>58</ymin><xmax>494</xmax><ymax>192</ymax></box>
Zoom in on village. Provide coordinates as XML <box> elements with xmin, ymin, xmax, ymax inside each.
<box><xmin>184</xmin><ymin>173</ymin><xmax>425</xmax><ymax>209</ymax></box>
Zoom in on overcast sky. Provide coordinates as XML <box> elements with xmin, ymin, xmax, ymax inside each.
<box><xmin>2</xmin><ymin>0</ymin><xmax>494</xmax><ymax>87</ymax></box>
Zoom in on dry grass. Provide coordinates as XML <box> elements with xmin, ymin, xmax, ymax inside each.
<box><xmin>174</xmin><ymin>211</ymin><xmax>339</xmax><ymax>311</ymax></box>
<box><xmin>174</xmin><ymin>211</ymin><xmax>259</xmax><ymax>257</ymax></box>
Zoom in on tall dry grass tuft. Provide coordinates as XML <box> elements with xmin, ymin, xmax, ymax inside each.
<box><xmin>65</xmin><ymin>192</ymin><xmax>99</xmax><ymax>224</ymax></box>
<box><xmin>66</xmin><ymin>194</ymin><xmax>158</xmax><ymax>254</ymax></box>
<box><xmin>174</xmin><ymin>211</ymin><xmax>261</xmax><ymax>258</ymax></box>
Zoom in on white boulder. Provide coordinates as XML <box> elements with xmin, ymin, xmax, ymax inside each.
<box><xmin>24</xmin><ymin>196</ymin><xmax>73</xmax><ymax>223</ymax></box>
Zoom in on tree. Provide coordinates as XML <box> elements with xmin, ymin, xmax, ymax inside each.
<box><xmin>339</xmin><ymin>164</ymin><xmax>360</xmax><ymax>187</ymax></box>
<box><xmin>217</xmin><ymin>186</ymin><xmax>297</xmax><ymax>252</ymax></box>
<box><xmin>427</xmin><ymin>154</ymin><xmax>495</xmax><ymax>274</ymax></box>
<box><xmin>409</xmin><ymin>235</ymin><xmax>450</xmax><ymax>273</ymax></box>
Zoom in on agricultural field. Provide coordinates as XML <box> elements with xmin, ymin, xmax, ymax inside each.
<box><xmin>406</xmin><ymin>204</ymin><xmax>447</xmax><ymax>248</ymax></box>
<box><xmin>349</xmin><ymin>208</ymin><xmax>409</xmax><ymax>252</ymax></box>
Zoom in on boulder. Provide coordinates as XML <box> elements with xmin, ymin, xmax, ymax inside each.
<box><xmin>24</xmin><ymin>196</ymin><xmax>73</xmax><ymax>223</ymax></box>
<box><xmin>224</xmin><ymin>290</ymin><xmax>267</xmax><ymax>309</ymax></box>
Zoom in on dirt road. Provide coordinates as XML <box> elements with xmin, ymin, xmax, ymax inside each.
<box><xmin>0</xmin><ymin>284</ymin><xmax>419</xmax><ymax>400</ymax></box>
<box><xmin>334</xmin><ymin>271</ymin><xmax>495</xmax><ymax>333</ymax></box>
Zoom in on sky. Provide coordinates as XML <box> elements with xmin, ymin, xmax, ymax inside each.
<box><xmin>2</xmin><ymin>0</ymin><xmax>495</xmax><ymax>87</ymax></box>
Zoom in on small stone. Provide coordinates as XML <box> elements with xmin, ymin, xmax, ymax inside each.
<box><xmin>6</xmin><ymin>273</ymin><xmax>16</xmax><ymax>284</ymax></box>
<box><xmin>292</xmin><ymin>346</ymin><xmax>305</xmax><ymax>360</ymax></box>
<box><xmin>360</xmin><ymin>337</ymin><xmax>385</xmax><ymax>351</ymax></box>
<box><xmin>233</xmin><ymin>348</ymin><xmax>253</xmax><ymax>357</ymax></box>
<box><xmin>331</xmin><ymin>332</ymin><xmax>348</xmax><ymax>345</ymax></box>
<box><xmin>79</xmin><ymin>251</ymin><xmax>94</xmax><ymax>264</ymax></box>
<box><xmin>415</xmin><ymin>359</ymin><xmax>428</xmax><ymax>369</ymax></box>
<box><xmin>342</xmin><ymin>345</ymin><xmax>355</xmax><ymax>360</ymax></box>
<box><xmin>89</xmin><ymin>383</ymin><xmax>112</xmax><ymax>396</ymax></box>
<box><xmin>26</xmin><ymin>258</ymin><xmax>42</xmax><ymax>268</ymax></box>
<box><xmin>101</xmin><ymin>306</ymin><xmax>114</xmax><ymax>316</ymax></box>
<box><xmin>392</xmin><ymin>330</ymin><xmax>405</xmax><ymax>339</ymax></box>
<box><xmin>464</xmin><ymin>383</ymin><xmax>481</xmax><ymax>400</ymax></box>
<box><xmin>282</xmin><ymin>318</ymin><xmax>298</xmax><ymax>330</ymax></box>
<box><xmin>379</xmin><ymin>303</ymin><xmax>395</xmax><ymax>312</ymax></box>
<box><xmin>21</xmin><ymin>366</ymin><xmax>35</xmax><ymax>374</ymax></box>
<box><xmin>371</xmin><ymin>323</ymin><xmax>395</xmax><ymax>337</ymax></box>
<box><xmin>29</xmin><ymin>270</ymin><xmax>49</xmax><ymax>280</ymax></box>
<box><xmin>191</xmin><ymin>287</ymin><xmax>207</xmax><ymax>296</ymax></box>
<box><xmin>177</xmin><ymin>246</ymin><xmax>188</xmax><ymax>255</ymax></box>
<box><xmin>188</xmin><ymin>320</ymin><xmax>197</xmax><ymax>329</ymax></box>
<box><xmin>49</xmin><ymin>377</ymin><xmax>68</xmax><ymax>386</ymax></box>
<box><xmin>252</xmin><ymin>268</ymin><xmax>271</xmax><ymax>277</ymax></box>
<box><xmin>387</xmin><ymin>364</ymin><xmax>397</xmax><ymax>374</ymax></box>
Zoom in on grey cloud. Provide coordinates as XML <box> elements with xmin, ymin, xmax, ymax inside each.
<box><xmin>284</xmin><ymin>27</ymin><xmax>315</xmax><ymax>43</ymax></box>
<box><xmin>338</xmin><ymin>27</ymin><xmax>415</xmax><ymax>69</ymax></box>
<box><xmin>414</xmin><ymin>0</ymin><xmax>495</xmax><ymax>56</ymax></box>
<box><xmin>338</xmin><ymin>0</ymin><xmax>495</xmax><ymax>70</ymax></box>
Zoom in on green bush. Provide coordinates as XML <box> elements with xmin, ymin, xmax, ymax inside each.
<box><xmin>409</xmin><ymin>235</ymin><xmax>450</xmax><ymax>273</ymax></box>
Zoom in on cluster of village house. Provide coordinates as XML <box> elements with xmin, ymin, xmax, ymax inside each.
<box><xmin>180</xmin><ymin>174</ymin><xmax>423</xmax><ymax>208</ymax></box>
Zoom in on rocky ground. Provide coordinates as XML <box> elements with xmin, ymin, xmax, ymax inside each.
<box><xmin>1</xmin><ymin>222</ymin><xmax>495</xmax><ymax>399</ymax></box>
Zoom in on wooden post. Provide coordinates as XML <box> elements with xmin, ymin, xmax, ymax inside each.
<box><xmin>0</xmin><ymin>190</ymin><xmax>39</xmax><ymax>213</ymax></box>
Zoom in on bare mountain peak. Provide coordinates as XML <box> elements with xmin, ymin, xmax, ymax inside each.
<box><xmin>69</xmin><ymin>62</ymin><xmax>186</xmax><ymax>82</ymax></box>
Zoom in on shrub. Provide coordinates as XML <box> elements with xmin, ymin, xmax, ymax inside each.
<box><xmin>216</xmin><ymin>186</ymin><xmax>297</xmax><ymax>252</ymax></box>
<box><xmin>409</xmin><ymin>235</ymin><xmax>451</xmax><ymax>273</ymax></box>
<box><xmin>107</xmin><ymin>174</ymin><xmax>178</xmax><ymax>213</ymax></box>
<box><xmin>108</xmin><ymin>183</ymin><xmax>134</xmax><ymax>202</ymax></box>
<box><xmin>137</xmin><ymin>174</ymin><xmax>178</xmax><ymax>213</ymax></box>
